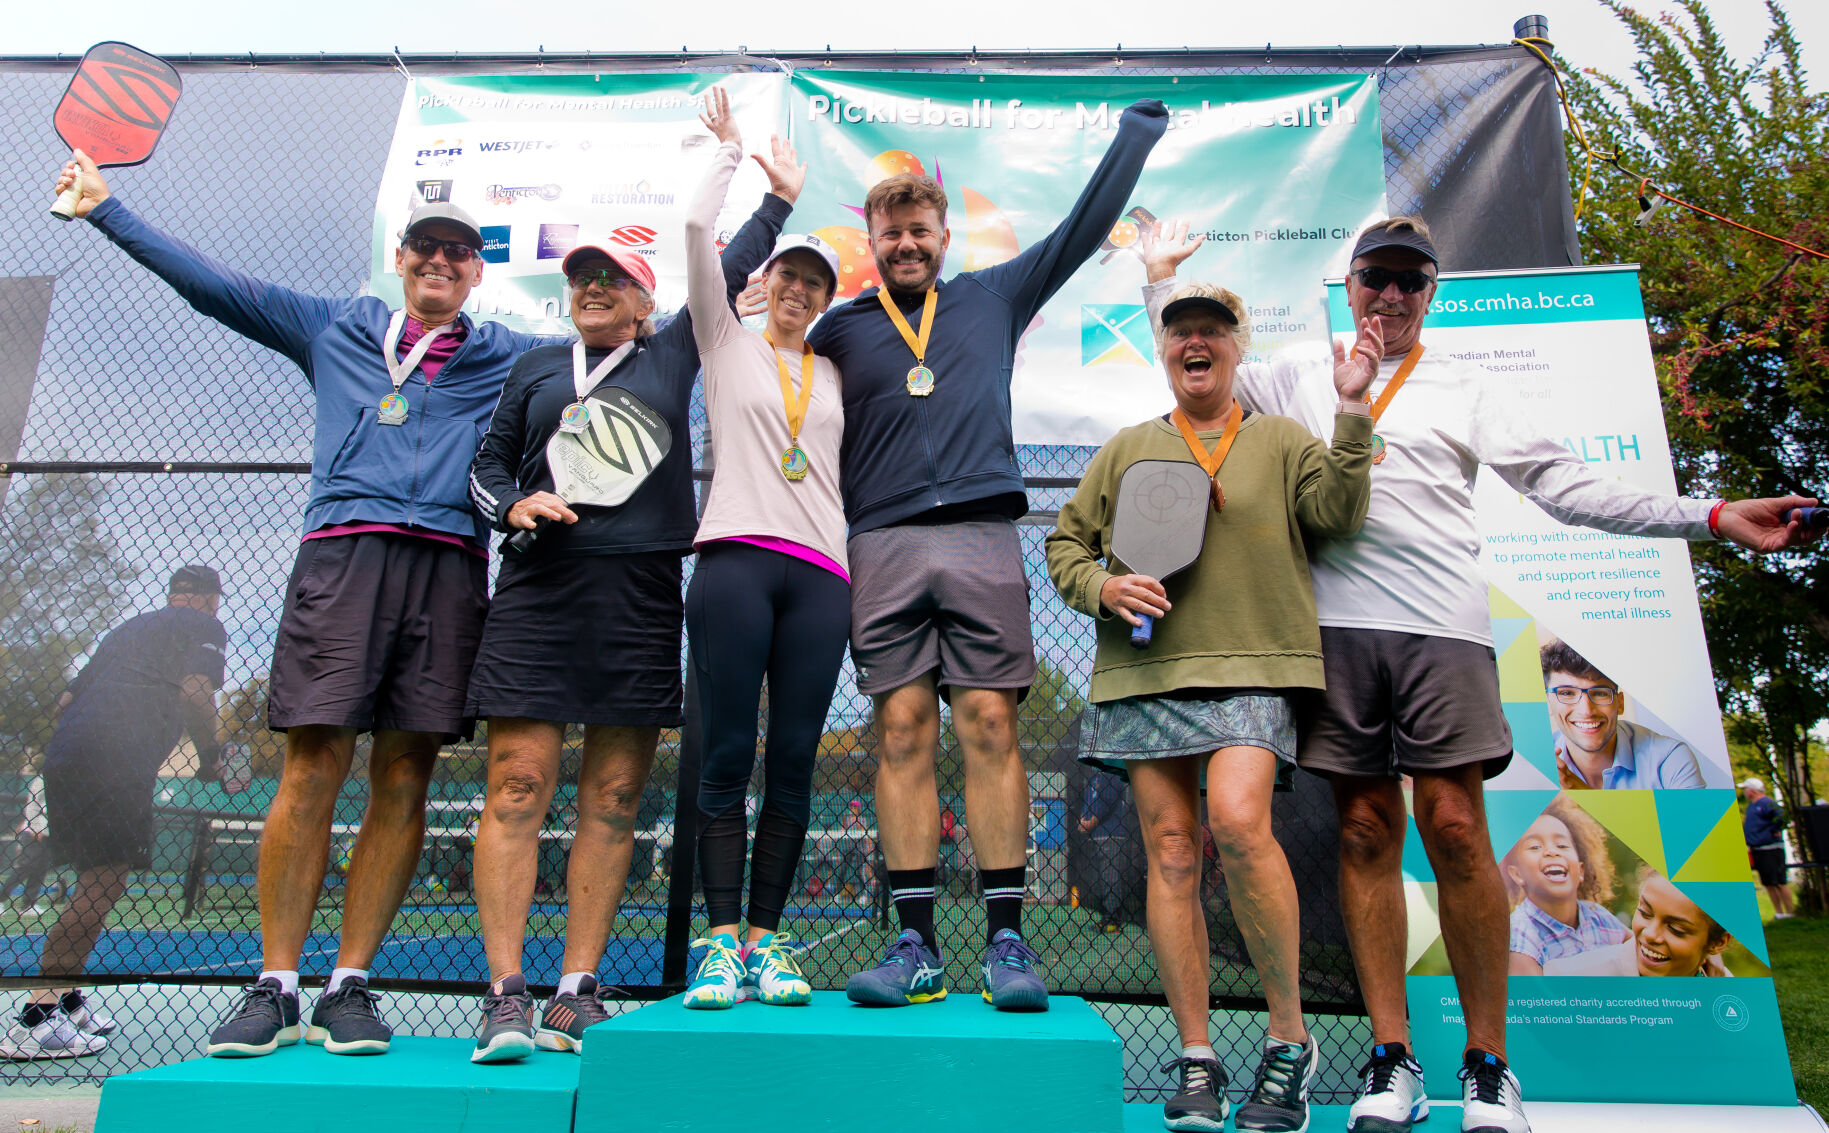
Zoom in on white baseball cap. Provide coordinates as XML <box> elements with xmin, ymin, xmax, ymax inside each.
<box><xmin>1739</xmin><ymin>777</ymin><xmax>1765</xmax><ymax>791</ymax></box>
<box><xmin>762</xmin><ymin>233</ymin><xmax>842</xmax><ymax>283</ymax></box>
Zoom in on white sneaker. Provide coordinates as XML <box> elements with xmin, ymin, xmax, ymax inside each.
<box><xmin>1460</xmin><ymin>1050</ymin><xmax>1530</xmax><ymax>1133</ymax></box>
<box><xmin>743</xmin><ymin>933</ymin><xmax>813</xmax><ymax>1006</ymax></box>
<box><xmin>62</xmin><ymin>992</ymin><xmax>117</xmax><ymax>1036</ymax></box>
<box><xmin>0</xmin><ymin>1012</ymin><xmax>108</xmax><ymax>1060</ymax></box>
<box><xmin>1348</xmin><ymin>1042</ymin><xmax>1429</xmax><ymax>1132</ymax></box>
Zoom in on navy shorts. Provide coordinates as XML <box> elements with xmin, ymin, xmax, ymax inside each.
<box><xmin>44</xmin><ymin>764</ymin><xmax>154</xmax><ymax>871</ymax></box>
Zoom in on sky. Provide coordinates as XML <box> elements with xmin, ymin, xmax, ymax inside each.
<box><xmin>4</xmin><ymin>0</ymin><xmax>1823</xmax><ymax>92</ymax></box>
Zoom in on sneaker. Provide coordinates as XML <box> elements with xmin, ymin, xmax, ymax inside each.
<box><xmin>205</xmin><ymin>979</ymin><xmax>301</xmax><ymax>1058</ymax></box>
<box><xmin>682</xmin><ymin>934</ymin><xmax>745</xmax><ymax>1010</ymax></box>
<box><xmin>1161</xmin><ymin>1055</ymin><xmax>1229</xmax><ymax>1132</ymax></box>
<box><xmin>58</xmin><ymin>991</ymin><xmax>116</xmax><ymax>1037</ymax></box>
<box><xmin>471</xmin><ymin>974</ymin><xmax>537</xmax><ymax>1064</ymax></box>
<box><xmin>979</xmin><ymin>928</ymin><xmax>1048</xmax><ymax>1011</ymax></box>
<box><xmin>1235</xmin><ymin>1033</ymin><xmax>1319</xmax><ymax>1132</ymax></box>
<box><xmin>536</xmin><ymin>976</ymin><xmax>615</xmax><ymax>1053</ymax></box>
<box><xmin>1459</xmin><ymin>1050</ymin><xmax>1530</xmax><ymax>1133</ymax></box>
<box><xmin>846</xmin><ymin>929</ymin><xmax>947</xmax><ymax>1006</ymax></box>
<box><xmin>306</xmin><ymin>977</ymin><xmax>392</xmax><ymax>1055</ymax></box>
<box><xmin>1347</xmin><ymin>1042</ymin><xmax>1429</xmax><ymax>1133</ymax></box>
<box><xmin>744</xmin><ymin>933</ymin><xmax>813</xmax><ymax>1006</ymax></box>
<box><xmin>0</xmin><ymin>1007</ymin><xmax>107</xmax><ymax>1060</ymax></box>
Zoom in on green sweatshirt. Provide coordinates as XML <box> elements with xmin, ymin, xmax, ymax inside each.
<box><xmin>1045</xmin><ymin>410</ymin><xmax>1373</xmax><ymax>703</ymax></box>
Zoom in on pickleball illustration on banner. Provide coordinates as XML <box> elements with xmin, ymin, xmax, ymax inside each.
<box><xmin>49</xmin><ymin>41</ymin><xmax>182</xmax><ymax>220</ymax></box>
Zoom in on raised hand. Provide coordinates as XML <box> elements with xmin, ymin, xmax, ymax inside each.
<box><xmin>1715</xmin><ymin>495</ymin><xmax>1827</xmax><ymax>553</ymax></box>
<box><xmin>53</xmin><ymin>150</ymin><xmax>111</xmax><ymax>218</ymax></box>
<box><xmin>1331</xmin><ymin>315</ymin><xmax>1383</xmax><ymax>402</ymax></box>
<box><xmin>1139</xmin><ymin>218</ymin><xmax>1207</xmax><ymax>283</ymax></box>
<box><xmin>698</xmin><ymin>87</ymin><xmax>741</xmax><ymax>147</ymax></box>
<box><xmin>735</xmin><ymin>272</ymin><xmax>768</xmax><ymax>319</ymax></box>
<box><xmin>752</xmin><ymin>134</ymin><xmax>808</xmax><ymax>206</ymax></box>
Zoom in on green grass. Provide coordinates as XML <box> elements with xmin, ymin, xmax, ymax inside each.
<box><xmin>1768</xmin><ymin>914</ymin><xmax>1829</xmax><ymax>1113</ymax></box>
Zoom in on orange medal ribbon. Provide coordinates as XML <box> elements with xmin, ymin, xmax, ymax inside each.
<box><xmin>764</xmin><ymin>331</ymin><xmax>816</xmax><ymax>481</ymax></box>
<box><xmin>1359</xmin><ymin>343</ymin><xmax>1425</xmax><ymax>465</ymax></box>
<box><xmin>1170</xmin><ymin>401</ymin><xmax>1243</xmax><ymax>512</ymax></box>
<box><xmin>877</xmin><ymin>288</ymin><xmax>939</xmax><ymax>396</ymax></box>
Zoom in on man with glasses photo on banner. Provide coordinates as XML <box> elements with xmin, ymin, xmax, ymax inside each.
<box><xmin>52</xmin><ymin>152</ymin><xmax>567</xmax><ymax>1058</ymax></box>
<box><xmin>1141</xmin><ymin>215</ymin><xmax>1822</xmax><ymax>1133</ymax></box>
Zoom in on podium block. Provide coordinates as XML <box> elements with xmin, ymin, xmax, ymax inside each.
<box><xmin>95</xmin><ymin>1037</ymin><xmax>579</xmax><ymax>1133</ymax></box>
<box><xmin>573</xmin><ymin>992</ymin><xmax>1124</xmax><ymax>1133</ymax></box>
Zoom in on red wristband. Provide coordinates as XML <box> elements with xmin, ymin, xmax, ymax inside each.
<box><xmin>1707</xmin><ymin>500</ymin><xmax>1726</xmax><ymax>539</ymax></box>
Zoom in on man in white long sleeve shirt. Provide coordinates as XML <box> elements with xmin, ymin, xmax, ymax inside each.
<box><xmin>1142</xmin><ymin>216</ymin><xmax>1821</xmax><ymax>1133</ymax></box>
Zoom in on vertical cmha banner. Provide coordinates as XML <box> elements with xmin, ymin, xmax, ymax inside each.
<box><xmin>1322</xmin><ymin>266</ymin><xmax>1792</xmax><ymax>1105</ymax></box>
<box><xmin>370</xmin><ymin>70</ymin><xmax>1387</xmax><ymax>445</ymax></box>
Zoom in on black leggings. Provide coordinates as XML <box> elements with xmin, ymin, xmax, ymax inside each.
<box><xmin>686</xmin><ymin>542</ymin><xmax>850</xmax><ymax>930</ymax></box>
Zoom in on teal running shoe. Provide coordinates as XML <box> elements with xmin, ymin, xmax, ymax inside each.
<box><xmin>683</xmin><ymin>933</ymin><xmax>744</xmax><ymax>1010</ymax></box>
<box><xmin>980</xmin><ymin>928</ymin><xmax>1049</xmax><ymax>1011</ymax></box>
<box><xmin>846</xmin><ymin>930</ymin><xmax>947</xmax><ymax>1006</ymax></box>
<box><xmin>744</xmin><ymin>933</ymin><xmax>813</xmax><ymax>1006</ymax></box>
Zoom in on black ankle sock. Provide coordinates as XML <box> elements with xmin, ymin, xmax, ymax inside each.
<box><xmin>887</xmin><ymin>868</ymin><xmax>938</xmax><ymax>952</ymax></box>
<box><xmin>981</xmin><ymin>866</ymin><xmax>1025</xmax><ymax>945</ymax></box>
<box><xmin>19</xmin><ymin>1003</ymin><xmax>54</xmax><ymax>1027</ymax></box>
<box><xmin>59</xmin><ymin>990</ymin><xmax>85</xmax><ymax>1012</ymax></box>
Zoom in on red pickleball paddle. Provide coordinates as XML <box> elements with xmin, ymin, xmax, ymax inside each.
<box><xmin>50</xmin><ymin>41</ymin><xmax>183</xmax><ymax>221</ymax></box>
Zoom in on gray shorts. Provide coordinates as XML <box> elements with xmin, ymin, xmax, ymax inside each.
<box><xmin>1299</xmin><ymin>627</ymin><xmax>1513</xmax><ymax>779</ymax></box>
<box><xmin>846</xmin><ymin>518</ymin><xmax>1037</xmax><ymax>696</ymax></box>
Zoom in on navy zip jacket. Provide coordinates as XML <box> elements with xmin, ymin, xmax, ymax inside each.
<box><xmin>85</xmin><ymin>195</ymin><xmax>566</xmax><ymax>542</ymax></box>
<box><xmin>807</xmin><ymin>99</ymin><xmax>1168</xmax><ymax>534</ymax></box>
<box><xmin>467</xmin><ymin>191</ymin><xmax>790</xmax><ymax>557</ymax></box>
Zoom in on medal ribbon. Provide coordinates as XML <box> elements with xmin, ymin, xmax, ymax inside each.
<box><xmin>1170</xmin><ymin>401</ymin><xmax>1244</xmax><ymax>486</ymax></box>
<box><xmin>384</xmin><ymin>311</ymin><xmax>451</xmax><ymax>395</ymax></box>
<box><xmin>1363</xmin><ymin>343</ymin><xmax>1426</xmax><ymax>424</ymax></box>
<box><xmin>572</xmin><ymin>339</ymin><xmax>638</xmax><ymax>402</ymax></box>
<box><xmin>764</xmin><ymin>332</ymin><xmax>816</xmax><ymax>445</ymax></box>
<box><xmin>877</xmin><ymin>287</ymin><xmax>938</xmax><ymax>370</ymax></box>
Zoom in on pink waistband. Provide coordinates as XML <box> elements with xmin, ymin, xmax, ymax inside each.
<box><xmin>711</xmin><ymin>536</ymin><xmax>849</xmax><ymax>584</ymax></box>
<box><xmin>304</xmin><ymin>523</ymin><xmax>485</xmax><ymax>558</ymax></box>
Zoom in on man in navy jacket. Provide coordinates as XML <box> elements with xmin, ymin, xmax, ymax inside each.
<box><xmin>55</xmin><ymin>151</ymin><xmax>564</xmax><ymax>1058</ymax></box>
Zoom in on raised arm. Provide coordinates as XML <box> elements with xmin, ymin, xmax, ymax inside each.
<box><xmin>685</xmin><ymin>140</ymin><xmax>748</xmax><ymax>353</ymax></box>
<box><xmin>1291</xmin><ymin>412</ymin><xmax>1375</xmax><ymax>538</ymax></box>
<box><xmin>58</xmin><ymin>152</ymin><xmax>353</xmax><ymax>372</ymax></box>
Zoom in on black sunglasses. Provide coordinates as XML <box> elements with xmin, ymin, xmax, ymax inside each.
<box><xmin>1350</xmin><ymin>266</ymin><xmax>1436</xmax><ymax>294</ymax></box>
<box><xmin>403</xmin><ymin>235</ymin><xmax>480</xmax><ymax>262</ymax></box>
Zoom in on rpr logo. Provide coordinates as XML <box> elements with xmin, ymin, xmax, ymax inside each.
<box><xmin>414</xmin><ymin>140</ymin><xmax>463</xmax><ymax>167</ymax></box>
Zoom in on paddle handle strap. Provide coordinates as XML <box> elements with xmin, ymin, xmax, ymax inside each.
<box><xmin>1789</xmin><ymin>507</ymin><xmax>1829</xmax><ymax>529</ymax></box>
<box><xmin>1129</xmin><ymin>613</ymin><xmax>1155</xmax><ymax>650</ymax></box>
<box><xmin>50</xmin><ymin>166</ymin><xmax>81</xmax><ymax>221</ymax></box>
<box><xmin>508</xmin><ymin>515</ymin><xmax>551</xmax><ymax>552</ymax></box>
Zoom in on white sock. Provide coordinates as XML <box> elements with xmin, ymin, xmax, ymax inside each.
<box><xmin>557</xmin><ymin>972</ymin><xmax>594</xmax><ymax>997</ymax></box>
<box><xmin>1182</xmin><ymin>1043</ymin><xmax>1218</xmax><ymax>1062</ymax></box>
<box><xmin>260</xmin><ymin>970</ymin><xmax>299</xmax><ymax>996</ymax></box>
<box><xmin>326</xmin><ymin>967</ymin><xmax>369</xmax><ymax>994</ymax></box>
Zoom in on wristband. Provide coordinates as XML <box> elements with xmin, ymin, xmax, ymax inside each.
<box><xmin>1337</xmin><ymin>400</ymin><xmax>1371</xmax><ymax>416</ymax></box>
<box><xmin>1707</xmin><ymin>500</ymin><xmax>1726</xmax><ymax>539</ymax></box>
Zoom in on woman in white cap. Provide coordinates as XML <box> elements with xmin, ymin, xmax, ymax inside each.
<box><xmin>679</xmin><ymin>87</ymin><xmax>847</xmax><ymax>1009</ymax></box>
<box><xmin>462</xmin><ymin>89</ymin><xmax>803</xmax><ymax>1060</ymax></box>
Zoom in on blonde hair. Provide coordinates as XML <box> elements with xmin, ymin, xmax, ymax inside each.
<box><xmin>1155</xmin><ymin>281</ymin><xmax>1251</xmax><ymax>355</ymax></box>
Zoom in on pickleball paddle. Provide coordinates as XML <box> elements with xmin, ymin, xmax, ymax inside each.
<box><xmin>1109</xmin><ymin>459</ymin><xmax>1211</xmax><ymax>649</ymax></box>
<box><xmin>50</xmin><ymin>42</ymin><xmax>182</xmax><ymax>221</ymax></box>
<box><xmin>509</xmin><ymin>386</ymin><xmax>673</xmax><ymax>551</ymax></box>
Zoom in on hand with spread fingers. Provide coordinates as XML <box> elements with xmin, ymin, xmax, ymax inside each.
<box><xmin>1140</xmin><ymin>218</ymin><xmax>1206</xmax><ymax>283</ymax></box>
<box><xmin>753</xmin><ymin>134</ymin><xmax>808</xmax><ymax>206</ymax></box>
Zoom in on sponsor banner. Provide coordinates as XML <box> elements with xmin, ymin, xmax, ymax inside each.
<box><xmin>1356</xmin><ymin>266</ymin><xmax>1793</xmax><ymax>1102</ymax></box>
<box><xmin>371</xmin><ymin>71</ymin><xmax>1385</xmax><ymax>444</ymax></box>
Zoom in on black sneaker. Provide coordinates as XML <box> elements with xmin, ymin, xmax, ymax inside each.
<box><xmin>535</xmin><ymin>975</ymin><xmax>617</xmax><ymax>1053</ymax></box>
<box><xmin>206</xmin><ymin>979</ymin><xmax>301</xmax><ymax>1058</ymax></box>
<box><xmin>1235</xmin><ymin>1034</ymin><xmax>1319</xmax><ymax>1132</ymax></box>
<box><xmin>1162</xmin><ymin>1056</ymin><xmax>1229</xmax><ymax>1132</ymax></box>
<box><xmin>472</xmin><ymin>973</ymin><xmax>537</xmax><ymax>1064</ymax></box>
<box><xmin>305</xmin><ymin>977</ymin><xmax>392</xmax><ymax>1055</ymax></box>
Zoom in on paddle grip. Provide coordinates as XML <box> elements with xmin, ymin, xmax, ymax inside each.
<box><xmin>50</xmin><ymin>166</ymin><xmax>81</xmax><ymax>221</ymax></box>
<box><xmin>1788</xmin><ymin>507</ymin><xmax>1829</xmax><ymax>530</ymax></box>
<box><xmin>508</xmin><ymin>515</ymin><xmax>550</xmax><ymax>552</ymax></box>
<box><xmin>1129</xmin><ymin>613</ymin><xmax>1155</xmax><ymax>650</ymax></box>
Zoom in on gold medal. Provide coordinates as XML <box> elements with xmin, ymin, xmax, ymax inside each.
<box><xmin>766</xmin><ymin>331</ymin><xmax>817</xmax><ymax>482</ymax></box>
<box><xmin>878</xmin><ymin>287</ymin><xmax>939</xmax><ymax>398</ymax></box>
<box><xmin>906</xmin><ymin>365</ymin><xmax>936</xmax><ymax>397</ymax></box>
<box><xmin>1370</xmin><ymin>435</ymin><xmax>1388</xmax><ymax>465</ymax></box>
<box><xmin>781</xmin><ymin>445</ymin><xmax>810</xmax><ymax>480</ymax></box>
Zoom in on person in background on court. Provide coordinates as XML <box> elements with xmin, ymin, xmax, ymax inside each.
<box><xmin>53</xmin><ymin>152</ymin><xmax>569</xmax><ymax>1059</ymax></box>
<box><xmin>1539</xmin><ymin>640</ymin><xmax>1702</xmax><ymax>789</ymax></box>
<box><xmin>1141</xmin><ymin>214</ymin><xmax>1823</xmax><ymax>1133</ymax></box>
<box><xmin>461</xmin><ymin>89</ymin><xmax>796</xmax><ymax>1061</ymax></box>
<box><xmin>0</xmin><ymin>566</ymin><xmax>226</xmax><ymax>1061</ymax></box>
<box><xmin>813</xmin><ymin>97</ymin><xmax>1168</xmax><ymax>1013</ymax></box>
<box><xmin>6</xmin><ymin>758</ymin><xmax>52</xmax><ymax>917</ymax></box>
<box><xmin>1047</xmin><ymin>280</ymin><xmax>1373</xmax><ymax>1133</ymax></box>
<box><xmin>1740</xmin><ymin>777</ymin><xmax>1794</xmax><ymax>920</ymax></box>
<box><xmin>1076</xmin><ymin>769</ymin><xmax>1128</xmax><ymax>933</ymax></box>
<box><xmin>677</xmin><ymin>89</ymin><xmax>847</xmax><ymax>1011</ymax></box>
<box><xmin>1502</xmin><ymin>798</ymin><xmax>1627</xmax><ymax>976</ymax></box>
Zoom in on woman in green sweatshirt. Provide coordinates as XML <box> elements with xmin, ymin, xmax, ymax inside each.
<box><xmin>1045</xmin><ymin>281</ymin><xmax>1376</xmax><ymax>1133</ymax></box>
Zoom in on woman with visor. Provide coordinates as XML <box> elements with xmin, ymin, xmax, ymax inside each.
<box><xmin>676</xmin><ymin>88</ymin><xmax>849</xmax><ymax>1010</ymax></box>
<box><xmin>461</xmin><ymin>89</ymin><xmax>802</xmax><ymax>1061</ymax></box>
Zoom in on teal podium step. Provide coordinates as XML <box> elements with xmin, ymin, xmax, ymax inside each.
<box><xmin>575</xmin><ymin>991</ymin><xmax>1124</xmax><ymax>1133</ymax></box>
<box><xmin>95</xmin><ymin>1036</ymin><xmax>580</xmax><ymax>1133</ymax></box>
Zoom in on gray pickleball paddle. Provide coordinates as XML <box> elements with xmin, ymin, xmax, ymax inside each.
<box><xmin>1109</xmin><ymin>459</ymin><xmax>1210</xmax><ymax>649</ymax></box>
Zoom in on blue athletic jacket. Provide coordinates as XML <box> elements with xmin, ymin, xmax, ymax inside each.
<box><xmin>806</xmin><ymin>99</ymin><xmax>1168</xmax><ymax>535</ymax></box>
<box><xmin>86</xmin><ymin>196</ymin><xmax>565</xmax><ymax>542</ymax></box>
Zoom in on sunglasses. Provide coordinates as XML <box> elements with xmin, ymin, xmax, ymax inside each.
<box><xmin>402</xmin><ymin>235</ymin><xmax>480</xmax><ymax>262</ymax></box>
<box><xmin>1350</xmin><ymin>266</ymin><xmax>1436</xmax><ymax>294</ymax></box>
<box><xmin>1549</xmin><ymin>685</ymin><xmax>1619</xmax><ymax>708</ymax></box>
<box><xmin>569</xmin><ymin>270</ymin><xmax>640</xmax><ymax>291</ymax></box>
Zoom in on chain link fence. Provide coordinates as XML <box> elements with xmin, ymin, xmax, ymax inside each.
<box><xmin>0</xmin><ymin>43</ymin><xmax>1573</xmax><ymax>1098</ymax></box>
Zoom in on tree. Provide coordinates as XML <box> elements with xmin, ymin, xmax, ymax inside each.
<box><xmin>1560</xmin><ymin>0</ymin><xmax>1829</xmax><ymax>903</ymax></box>
<box><xmin>0</xmin><ymin>474</ymin><xmax>138</xmax><ymax>766</ymax></box>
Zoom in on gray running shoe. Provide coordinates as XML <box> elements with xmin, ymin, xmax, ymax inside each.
<box><xmin>305</xmin><ymin>977</ymin><xmax>392</xmax><ymax>1055</ymax></box>
<box><xmin>206</xmin><ymin>979</ymin><xmax>301</xmax><ymax>1058</ymax></box>
<box><xmin>979</xmin><ymin>928</ymin><xmax>1049</xmax><ymax>1011</ymax></box>
<box><xmin>536</xmin><ymin>975</ymin><xmax>616</xmax><ymax>1053</ymax></box>
<box><xmin>846</xmin><ymin>930</ymin><xmax>947</xmax><ymax>1006</ymax></box>
<box><xmin>472</xmin><ymin>973</ymin><xmax>537</xmax><ymax>1064</ymax></box>
<box><xmin>1162</xmin><ymin>1056</ymin><xmax>1229</xmax><ymax>1132</ymax></box>
<box><xmin>1</xmin><ymin>1007</ymin><xmax>107</xmax><ymax>1061</ymax></box>
<box><xmin>1235</xmin><ymin>1034</ymin><xmax>1319</xmax><ymax>1132</ymax></box>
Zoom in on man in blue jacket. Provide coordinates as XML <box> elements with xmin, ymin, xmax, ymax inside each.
<box><xmin>54</xmin><ymin>151</ymin><xmax>565</xmax><ymax>1058</ymax></box>
<box><xmin>808</xmin><ymin>99</ymin><xmax>1167</xmax><ymax>1011</ymax></box>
